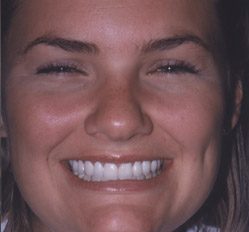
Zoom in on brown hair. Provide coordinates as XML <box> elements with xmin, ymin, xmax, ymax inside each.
<box><xmin>1</xmin><ymin>0</ymin><xmax>249</xmax><ymax>231</ymax></box>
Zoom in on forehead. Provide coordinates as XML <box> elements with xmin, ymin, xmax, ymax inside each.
<box><xmin>7</xmin><ymin>0</ymin><xmax>218</xmax><ymax>57</ymax></box>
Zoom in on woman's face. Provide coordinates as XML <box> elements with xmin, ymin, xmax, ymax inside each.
<box><xmin>4</xmin><ymin>0</ymin><xmax>226</xmax><ymax>231</ymax></box>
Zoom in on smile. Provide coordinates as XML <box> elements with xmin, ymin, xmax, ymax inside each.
<box><xmin>69</xmin><ymin>160</ymin><xmax>163</xmax><ymax>182</ymax></box>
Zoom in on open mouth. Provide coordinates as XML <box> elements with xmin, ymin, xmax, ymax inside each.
<box><xmin>68</xmin><ymin>159</ymin><xmax>164</xmax><ymax>182</ymax></box>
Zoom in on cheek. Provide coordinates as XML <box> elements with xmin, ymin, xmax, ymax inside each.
<box><xmin>5</xmin><ymin>85</ymin><xmax>81</xmax><ymax>189</ymax></box>
<box><xmin>5</xmin><ymin>86</ymin><xmax>89</xmax><ymax>230</ymax></box>
<box><xmin>148</xmin><ymin>83</ymin><xmax>224</xmax><ymax>153</ymax></box>
<box><xmin>5</xmin><ymin>84</ymin><xmax>89</xmax><ymax>156</ymax></box>
<box><xmin>155</xmin><ymin>82</ymin><xmax>224</xmax><ymax>161</ymax></box>
<box><xmin>144</xmin><ymin>82</ymin><xmax>224</xmax><ymax>219</ymax></box>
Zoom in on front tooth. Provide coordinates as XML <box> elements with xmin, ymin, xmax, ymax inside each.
<box><xmin>142</xmin><ymin>161</ymin><xmax>151</xmax><ymax>176</ymax></box>
<box><xmin>84</xmin><ymin>175</ymin><xmax>91</xmax><ymax>181</ymax></box>
<box><xmin>151</xmin><ymin>160</ymin><xmax>158</xmax><ymax>173</ymax></box>
<box><xmin>72</xmin><ymin>160</ymin><xmax>79</xmax><ymax>175</ymax></box>
<box><xmin>118</xmin><ymin>163</ymin><xmax>132</xmax><ymax>180</ymax></box>
<box><xmin>93</xmin><ymin>162</ymin><xmax>104</xmax><ymax>181</ymax></box>
<box><xmin>69</xmin><ymin>160</ymin><xmax>74</xmax><ymax>167</ymax></box>
<box><xmin>78</xmin><ymin>160</ymin><xmax>85</xmax><ymax>178</ymax></box>
<box><xmin>132</xmin><ymin>161</ymin><xmax>143</xmax><ymax>179</ymax></box>
<box><xmin>103</xmin><ymin>163</ymin><xmax>118</xmax><ymax>181</ymax></box>
<box><xmin>85</xmin><ymin>161</ymin><xmax>94</xmax><ymax>177</ymax></box>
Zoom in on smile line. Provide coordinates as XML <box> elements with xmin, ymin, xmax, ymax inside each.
<box><xmin>69</xmin><ymin>159</ymin><xmax>164</xmax><ymax>182</ymax></box>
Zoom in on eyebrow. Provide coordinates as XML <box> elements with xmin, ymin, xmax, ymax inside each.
<box><xmin>142</xmin><ymin>35</ymin><xmax>210</xmax><ymax>53</ymax></box>
<box><xmin>22</xmin><ymin>34</ymin><xmax>210</xmax><ymax>55</ymax></box>
<box><xmin>23</xmin><ymin>36</ymin><xmax>99</xmax><ymax>54</ymax></box>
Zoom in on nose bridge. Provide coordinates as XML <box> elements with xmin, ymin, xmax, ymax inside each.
<box><xmin>84</xmin><ymin>80</ymin><xmax>152</xmax><ymax>141</ymax></box>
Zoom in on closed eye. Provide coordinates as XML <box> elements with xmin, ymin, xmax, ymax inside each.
<box><xmin>36</xmin><ymin>63</ymin><xmax>87</xmax><ymax>75</ymax></box>
<box><xmin>147</xmin><ymin>60</ymin><xmax>200</xmax><ymax>75</ymax></box>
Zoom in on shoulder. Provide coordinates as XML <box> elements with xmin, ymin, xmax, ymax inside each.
<box><xmin>1</xmin><ymin>219</ymin><xmax>8</xmax><ymax>232</ymax></box>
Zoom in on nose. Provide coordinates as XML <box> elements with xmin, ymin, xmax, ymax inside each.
<box><xmin>84</xmin><ymin>84</ymin><xmax>153</xmax><ymax>142</ymax></box>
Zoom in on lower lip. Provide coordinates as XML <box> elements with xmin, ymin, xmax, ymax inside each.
<box><xmin>62</xmin><ymin>160</ymin><xmax>173</xmax><ymax>192</ymax></box>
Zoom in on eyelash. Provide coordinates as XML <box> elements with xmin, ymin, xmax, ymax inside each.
<box><xmin>36</xmin><ymin>63</ymin><xmax>87</xmax><ymax>75</ymax></box>
<box><xmin>148</xmin><ymin>60</ymin><xmax>200</xmax><ymax>75</ymax></box>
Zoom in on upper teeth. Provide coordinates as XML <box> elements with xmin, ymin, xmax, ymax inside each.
<box><xmin>69</xmin><ymin>160</ymin><xmax>163</xmax><ymax>182</ymax></box>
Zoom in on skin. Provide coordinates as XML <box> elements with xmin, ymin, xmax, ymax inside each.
<box><xmin>1</xmin><ymin>0</ymin><xmax>242</xmax><ymax>231</ymax></box>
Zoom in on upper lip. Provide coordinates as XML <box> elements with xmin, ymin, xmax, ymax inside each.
<box><xmin>56</xmin><ymin>143</ymin><xmax>176</xmax><ymax>164</ymax></box>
